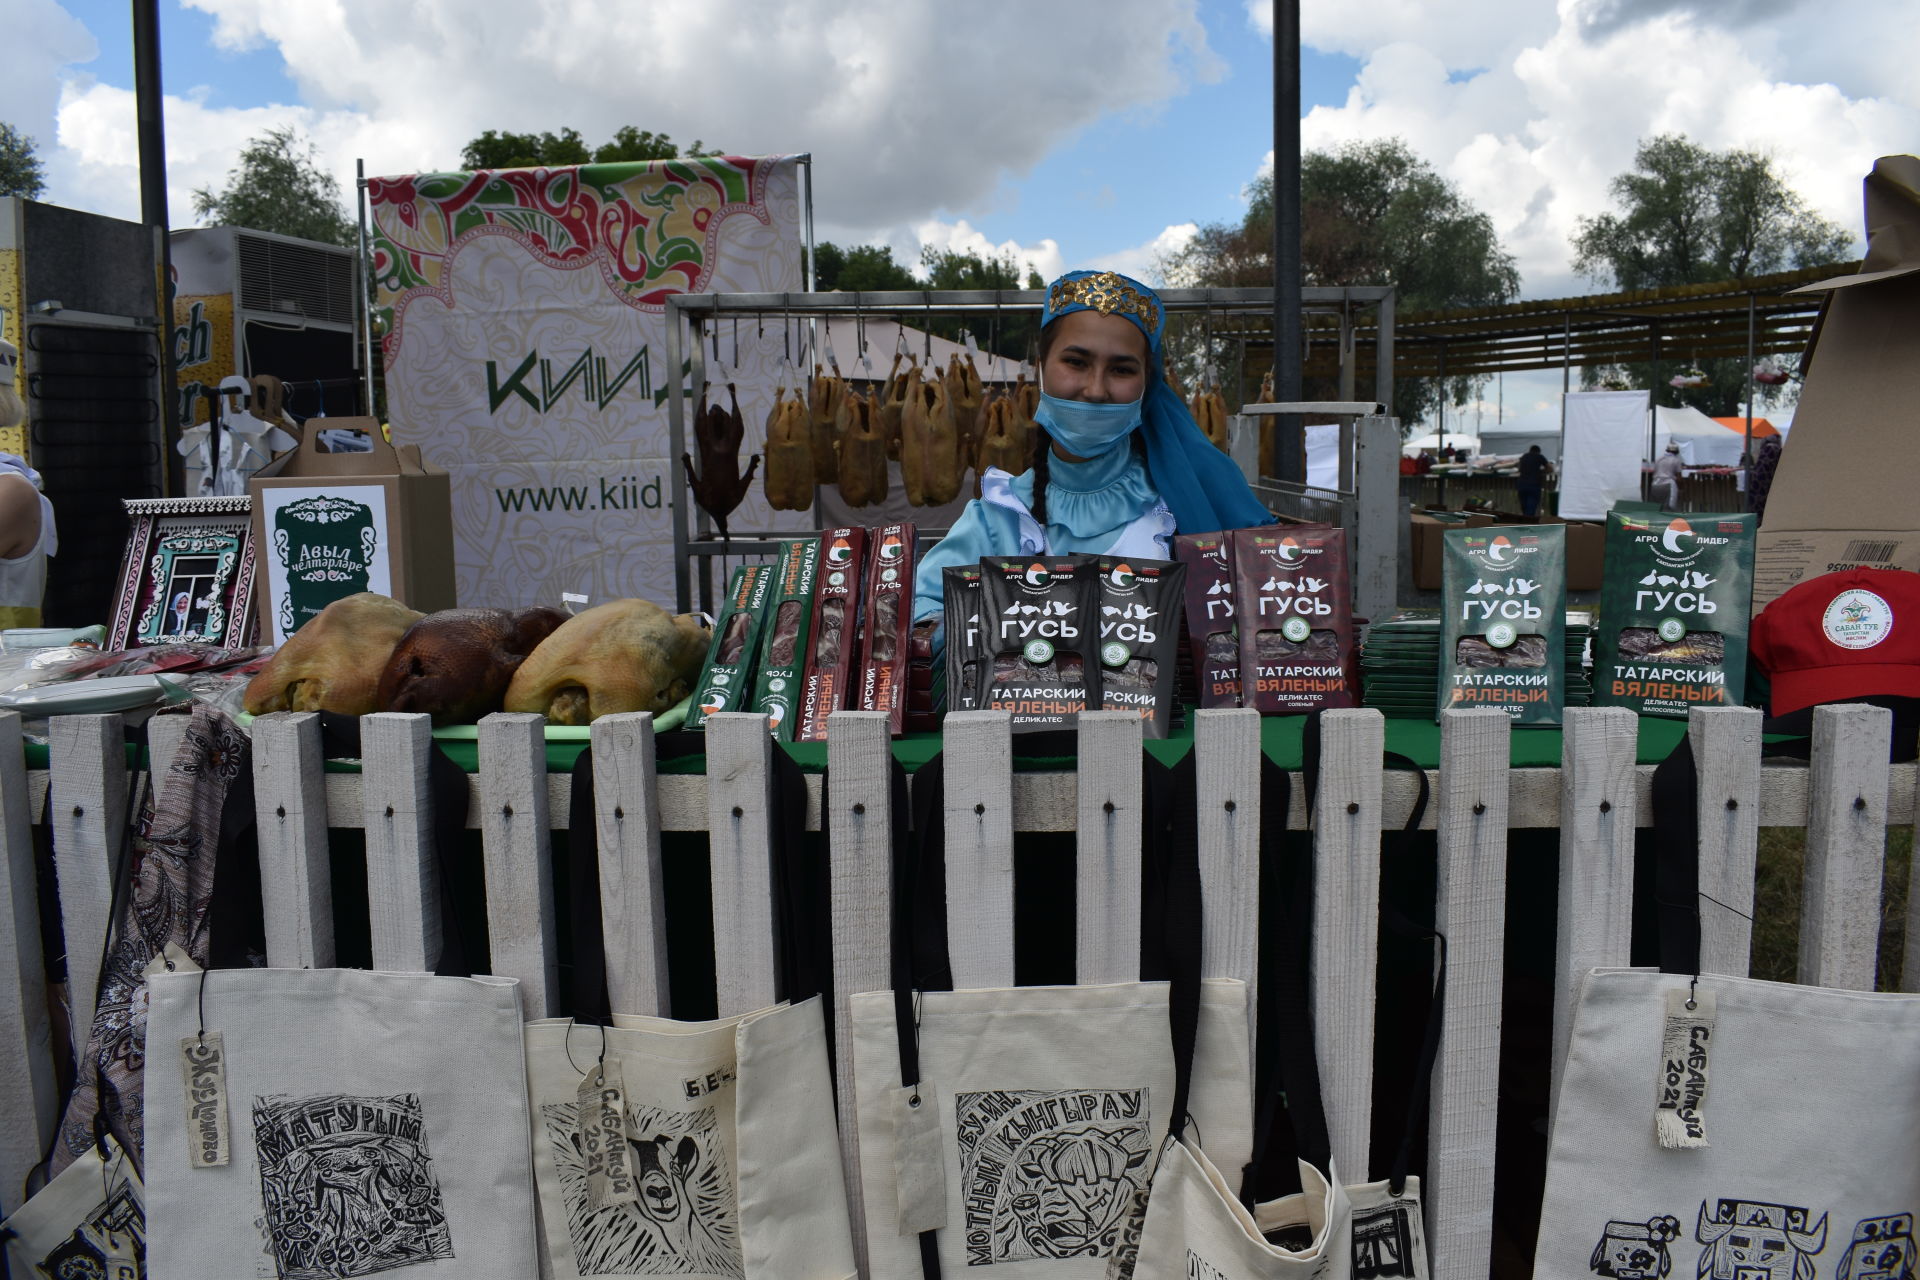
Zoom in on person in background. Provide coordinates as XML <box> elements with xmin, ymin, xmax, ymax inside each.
<box><xmin>912</xmin><ymin>269</ymin><xmax>1274</xmax><ymax>628</ymax></box>
<box><xmin>1515</xmin><ymin>444</ymin><xmax>1553</xmax><ymax>517</ymax></box>
<box><xmin>1747</xmin><ymin>433</ymin><xmax>1783</xmax><ymax>521</ymax></box>
<box><xmin>0</xmin><ymin>334</ymin><xmax>55</xmax><ymax>629</ymax></box>
<box><xmin>1399</xmin><ymin>453</ymin><xmax>1419</xmax><ymax>476</ymax></box>
<box><xmin>1413</xmin><ymin>450</ymin><xmax>1434</xmax><ymax>475</ymax></box>
<box><xmin>1652</xmin><ymin>441</ymin><xmax>1685</xmax><ymax>511</ymax></box>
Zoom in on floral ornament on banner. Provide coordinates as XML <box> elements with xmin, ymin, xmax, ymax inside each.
<box><xmin>368</xmin><ymin>156</ymin><xmax>779</xmax><ymax>358</ymax></box>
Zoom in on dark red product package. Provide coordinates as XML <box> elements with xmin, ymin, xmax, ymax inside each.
<box><xmin>857</xmin><ymin>523</ymin><xmax>917</xmax><ymax>734</ymax></box>
<box><xmin>941</xmin><ymin>565</ymin><xmax>985</xmax><ymax>712</ymax></box>
<box><xmin>1093</xmin><ymin>555</ymin><xmax>1186</xmax><ymax>738</ymax></box>
<box><xmin>1230</xmin><ymin>525</ymin><xmax>1356</xmax><ymax>714</ymax></box>
<box><xmin>978</xmin><ymin>556</ymin><xmax>1102</xmax><ymax>732</ymax></box>
<box><xmin>1173</xmin><ymin>532</ymin><xmax>1240</xmax><ymax>707</ymax></box>
<box><xmin>794</xmin><ymin>526</ymin><xmax>868</xmax><ymax>742</ymax></box>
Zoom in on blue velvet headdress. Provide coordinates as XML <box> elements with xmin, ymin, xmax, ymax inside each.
<box><xmin>1041</xmin><ymin>269</ymin><xmax>1274</xmax><ymax>535</ymax></box>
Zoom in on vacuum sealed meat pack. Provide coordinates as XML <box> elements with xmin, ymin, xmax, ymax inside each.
<box><xmin>1173</xmin><ymin>532</ymin><xmax>1240</xmax><ymax>707</ymax></box>
<box><xmin>1231</xmin><ymin>525</ymin><xmax>1355</xmax><ymax>713</ymax></box>
<box><xmin>1092</xmin><ymin>555</ymin><xmax>1186</xmax><ymax>737</ymax></box>
<box><xmin>941</xmin><ymin>565</ymin><xmax>985</xmax><ymax>713</ymax></box>
<box><xmin>795</xmin><ymin>527</ymin><xmax>868</xmax><ymax>742</ymax></box>
<box><xmin>749</xmin><ymin>536</ymin><xmax>820</xmax><ymax>740</ymax></box>
<box><xmin>1440</xmin><ymin>523</ymin><xmax>1565</xmax><ymax>726</ymax></box>
<box><xmin>978</xmin><ymin>556</ymin><xmax>1101</xmax><ymax>731</ymax></box>
<box><xmin>857</xmin><ymin>523</ymin><xmax>917</xmax><ymax>734</ymax></box>
<box><xmin>1593</xmin><ymin>511</ymin><xmax>1755</xmax><ymax>717</ymax></box>
<box><xmin>687</xmin><ymin>562</ymin><xmax>775</xmax><ymax>729</ymax></box>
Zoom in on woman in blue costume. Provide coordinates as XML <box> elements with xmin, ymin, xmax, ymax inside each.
<box><xmin>912</xmin><ymin>269</ymin><xmax>1274</xmax><ymax>628</ymax></box>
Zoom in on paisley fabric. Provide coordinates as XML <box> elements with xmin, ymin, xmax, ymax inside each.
<box><xmin>54</xmin><ymin>705</ymin><xmax>251</xmax><ymax>1173</ymax></box>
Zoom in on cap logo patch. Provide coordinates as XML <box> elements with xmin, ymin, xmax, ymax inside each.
<box><xmin>1822</xmin><ymin>588</ymin><xmax>1893</xmax><ymax>650</ymax></box>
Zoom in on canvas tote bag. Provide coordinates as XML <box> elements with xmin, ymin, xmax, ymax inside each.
<box><xmin>1129</xmin><ymin>742</ymin><xmax>1441</xmax><ymax>1280</ymax></box>
<box><xmin>1</xmin><ymin>1135</ymin><xmax>145</xmax><ymax>1279</ymax></box>
<box><xmin>526</xmin><ymin>1002</ymin><xmax>857</xmax><ymax>1280</ymax></box>
<box><xmin>1533</xmin><ymin>731</ymin><xmax>1920</xmax><ymax>1280</ymax></box>
<box><xmin>851</xmin><ymin>747</ymin><xmax>1253</xmax><ymax>1278</ymax></box>
<box><xmin>141</xmin><ymin>967</ymin><xmax>538</xmax><ymax>1280</ymax></box>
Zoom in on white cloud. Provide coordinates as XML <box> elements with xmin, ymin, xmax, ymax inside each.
<box><xmin>905</xmin><ymin>218</ymin><xmax>1065</xmax><ymax>284</ymax></box>
<box><xmin>1249</xmin><ymin>0</ymin><xmax>1920</xmax><ymax>298</ymax></box>
<box><xmin>0</xmin><ymin>0</ymin><xmax>97</xmax><ymax>180</ymax></box>
<box><xmin>31</xmin><ymin>0</ymin><xmax>1213</xmax><ymax>240</ymax></box>
<box><xmin>1083</xmin><ymin>223</ymin><xmax>1199</xmax><ymax>283</ymax></box>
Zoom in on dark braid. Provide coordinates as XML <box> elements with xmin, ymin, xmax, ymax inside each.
<box><xmin>1029</xmin><ymin>428</ymin><xmax>1052</xmax><ymax>529</ymax></box>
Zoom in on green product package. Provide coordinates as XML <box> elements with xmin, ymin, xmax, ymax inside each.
<box><xmin>749</xmin><ymin>538</ymin><xmax>821</xmax><ymax>740</ymax></box>
<box><xmin>686</xmin><ymin>563</ymin><xmax>776</xmax><ymax>730</ymax></box>
<box><xmin>1440</xmin><ymin>523</ymin><xmax>1566</xmax><ymax>726</ymax></box>
<box><xmin>1592</xmin><ymin>511</ymin><xmax>1756</xmax><ymax>718</ymax></box>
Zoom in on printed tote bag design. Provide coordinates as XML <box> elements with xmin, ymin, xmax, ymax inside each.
<box><xmin>2</xmin><ymin>1135</ymin><xmax>145</xmax><ymax>1279</ymax></box>
<box><xmin>526</xmin><ymin>999</ymin><xmax>856</xmax><ymax>1280</ymax></box>
<box><xmin>1533</xmin><ymin>968</ymin><xmax>1920</xmax><ymax>1280</ymax></box>
<box><xmin>142</xmin><ymin>968</ymin><xmax>538</xmax><ymax>1280</ymax></box>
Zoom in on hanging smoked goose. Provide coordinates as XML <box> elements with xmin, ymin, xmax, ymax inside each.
<box><xmin>836</xmin><ymin>390</ymin><xmax>889</xmax><ymax>507</ymax></box>
<box><xmin>901</xmin><ymin>373</ymin><xmax>962</xmax><ymax>506</ymax></box>
<box><xmin>762</xmin><ymin>385</ymin><xmax>813</xmax><ymax>511</ymax></box>
<box><xmin>681</xmin><ymin>383</ymin><xmax>760</xmax><ymax>538</ymax></box>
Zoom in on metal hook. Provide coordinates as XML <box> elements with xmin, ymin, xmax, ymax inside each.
<box><xmin>1686</xmin><ymin>974</ymin><xmax>1699</xmax><ymax>1012</ymax></box>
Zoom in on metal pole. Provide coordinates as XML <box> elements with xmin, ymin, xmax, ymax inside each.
<box><xmin>800</xmin><ymin>154</ymin><xmax>817</xmax><ymax>292</ymax></box>
<box><xmin>133</xmin><ymin>0</ymin><xmax>181</xmax><ymax>491</ymax></box>
<box><xmin>356</xmin><ymin>159</ymin><xmax>375</xmax><ymax>417</ymax></box>
<box><xmin>1272</xmin><ymin>0</ymin><xmax>1304</xmax><ymax>483</ymax></box>
<box><xmin>1744</xmin><ymin>292</ymin><xmax>1756</xmax><ymax>462</ymax></box>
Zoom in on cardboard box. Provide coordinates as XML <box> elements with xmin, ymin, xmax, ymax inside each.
<box><xmin>1753</xmin><ymin>156</ymin><xmax>1920</xmax><ymax>612</ymax></box>
<box><xmin>248</xmin><ymin>418</ymin><xmax>456</xmax><ymax>644</ymax></box>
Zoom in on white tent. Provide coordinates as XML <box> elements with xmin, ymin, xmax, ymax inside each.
<box><xmin>1479</xmin><ymin>421</ymin><xmax>1562</xmax><ymax>463</ymax></box>
<box><xmin>1653</xmin><ymin>405</ymin><xmax>1748</xmax><ymax>467</ymax></box>
<box><xmin>1401</xmin><ymin>432</ymin><xmax>1482</xmax><ymax>456</ymax></box>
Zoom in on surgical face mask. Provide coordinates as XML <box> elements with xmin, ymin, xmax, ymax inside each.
<box><xmin>1034</xmin><ymin>372</ymin><xmax>1144</xmax><ymax>459</ymax></box>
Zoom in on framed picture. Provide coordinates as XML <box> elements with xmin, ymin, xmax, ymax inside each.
<box><xmin>109</xmin><ymin>497</ymin><xmax>261</xmax><ymax>650</ymax></box>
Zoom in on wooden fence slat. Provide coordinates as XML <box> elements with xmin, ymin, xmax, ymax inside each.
<box><xmin>478</xmin><ymin>713</ymin><xmax>557</xmax><ymax>1018</ymax></box>
<box><xmin>253</xmin><ymin>712</ymin><xmax>335</xmax><ymax>968</ymax></box>
<box><xmin>1909</xmin><ymin>742</ymin><xmax>1920</xmax><ymax>993</ymax></box>
<box><xmin>0</xmin><ymin>711</ymin><xmax>56</xmax><ymax>1204</ymax></box>
<box><xmin>706</xmin><ymin>713</ymin><xmax>778</xmax><ymax>1015</ymax></box>
<box><xmin>1076</xmin><ymin>711</ymin><xmax>1144</xmax><ymax>985</ymax></box>
<box><xmin>1550</xmin><ymin>707</ymin><xmax>1638</xmax><ymax>1123</ymax></box>
<box><xmin>1429</xmin><ymin>708</ymin><xmax>1510</xmax><ymax>1280</ymax></box>
<box><xmin>50</xmin><ymin>714</ymin><xmax>127</xmax><ymax>1058</ymax></box>
<box><xmin>1800</xmin><ymin>703</ymin><xmax>1890</xmax><ymax>991</ymax></box>
<box><xmin>360</xmin><ymin>712</ymin><xmax>442</xmax><ymax>972</ymax></box>
<box><xmin>1690</xmin><ymin>707</ymin><xmax>1763</xmax><ymax>977</ymax></box>
<box><xmin>146</xmin><ymin>711</ymin><xmax>192</xmax><ymax>782</ymax></box>
<box><xmin>943</xmin><ymin>711</ymin><xmax>1016</xmax><ymax>989</ymax></box>
<box><xmin>1195</xmin><ymin>709</ymin><xmax>1261</xmax><ymax>996</ymax></box>
<box><xmin>1310</xmin><ymin>707</ymin><xmax>1384</xmax><ymax>1180</ymax></box>
<box><xmin>826</xmin><ymin>710</ymin><xmax>894</xmax><ymax>1278</ymax></box>
<box><xmin>590</xmin><ymin>713</ymin><xmax>669</xmax><ymax>1017</ymax></box>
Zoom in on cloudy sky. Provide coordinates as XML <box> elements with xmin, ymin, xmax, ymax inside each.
<box><xmin>7</xmin><ymin>0</ymin><xmax>1916</xmax><ymax>427</ymax></box>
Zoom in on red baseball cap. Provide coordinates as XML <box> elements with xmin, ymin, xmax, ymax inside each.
<box><xmin>1751</xmin><ymin>568</ymin><xmax>1920</xmax><ymax>716</ymax></box>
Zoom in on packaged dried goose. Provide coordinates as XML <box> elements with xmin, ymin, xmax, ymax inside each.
<box><xmin>1593</xmin><ymin>511</ymin><xmax>1755</xmax><ymax>717</ymax></box>
<box><xmin>941</xmin><ymin>564</ymin><xmax>985</xmax><ymax>713</ymax></box>
<box><xmin>1092</xmin><ymin>555</ymin><xmax>1186</xmax><ymax>737</ymax></box>
<box><xmin>857</xmin><ymin>523</ymin><xmax>917</xmax><ymax>734</ymax></box>
<box><xmin>978</xmin><ymin>556</ymin><xmax>1102</xmax><ymax>731</ymax></box>
<box><xmin>1231</xmin><ymin>525</ymin><xmax>1355</xmax><ymax>714</ymax></box>
<box><xmin>749</xmin><ymin>536</ymin><xmax>820</xmax><ymax>740</ymax></box>
<box><xmin>687</xmin><ymin>562</ymin><xmax>775</xmax><ymax>729</ymax></box>
<box><xmin>795</xmin><ymin>527</ymin><xmax>867</xmax><ymax>742</ymax></box>
<box><xmin>1439</xmin><ymin>523</ymin><xmax>1565</xmax><ymax>726</ymax></box>
<box><xmin>1174</xmin><ymin>532</ymin><xmax>1240</xmax><ymax>707</ymax></box>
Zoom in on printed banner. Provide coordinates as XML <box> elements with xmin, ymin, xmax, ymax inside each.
<box><xmin>370</xmin><ymin>156</ymin><xmax>806</xmax><ymax>610</ymax></box>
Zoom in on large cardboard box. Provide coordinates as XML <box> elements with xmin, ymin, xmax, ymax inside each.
<box><xmin>1754</xmin><ymin>155</ymin><xmax>1920</xmax><ymax>611</ymax></box>
<box><xmin>247</xmin><ymin>419</ymin><xmax>456</xmax><ymax>644</ymax></box>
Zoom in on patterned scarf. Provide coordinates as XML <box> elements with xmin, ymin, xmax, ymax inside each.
<box><xmin>54</xmin><ymin>705</ymin><xmax>252</xmax><ymax>1173</ymax></box>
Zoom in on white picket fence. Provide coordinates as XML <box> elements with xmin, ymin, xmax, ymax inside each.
<box><xmin>1</xmin><ymin>703</ymin><xmax>1915</xmax><ymax>1279</ymax></box>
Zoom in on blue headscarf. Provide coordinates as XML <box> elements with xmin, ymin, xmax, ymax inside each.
<box><xmin>1041</xmin><ymin>269</ymin><xmax>1275</xmax><ymax>535</ymax></box>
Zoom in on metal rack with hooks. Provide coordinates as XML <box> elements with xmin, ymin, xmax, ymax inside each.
<box><xmin>664</xmin><ymin>286</ymin><xmax>1396</xmax><ymax>613</ymax></box>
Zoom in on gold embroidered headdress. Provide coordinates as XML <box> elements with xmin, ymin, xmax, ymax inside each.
<box><xmin>1043</xmin><ymin>270</ymin><xmax>1164</xmax><ymax>351</ymax></box>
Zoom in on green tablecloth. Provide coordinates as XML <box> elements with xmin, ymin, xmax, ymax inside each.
<box><xmin>23</xmin><ymin>711</ymin><xmax>1694</xmax><ymax>776</ymax></box>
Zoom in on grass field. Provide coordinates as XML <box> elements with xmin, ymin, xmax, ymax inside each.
<box><xmin>1751</xmin><ymin>825</ymin><xmax>1913</xmax><ymax>988</ymax></box>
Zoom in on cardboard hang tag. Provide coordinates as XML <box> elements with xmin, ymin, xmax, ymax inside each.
<box><xmin>179</xmin><ymin>1030</ymin><xmax>231</xmax><ymax>1169</ymax></box>
<box><xmin>577</xmin><ymin>1057</ymin><xmax>642</xmax><ymax>1210</ymax></box>
<box><xmin>889</xmin><ymin>1084</ymin><xmax>947</xmax><ymax>1236</ymax></box>
<box><xmin>1654</xmin><ymin>986</ymin><xmax>1715</xmax><ymax>1149</ymax></box>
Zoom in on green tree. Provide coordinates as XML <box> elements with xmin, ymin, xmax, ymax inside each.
<box><xmin>0</xmin><ymin>122</ymin><xmax>46</xmax><ymax>200</ymax></box>
<box><xmin>459</xmin><ymin>127</ymin><xmax>717</xmax><ymax>170</ymax></box>
<box><xmin>1163</xmin><ymin>137</ymin><xmax>1520</xmax><ymax>427</ymax></box>
<box><xmin>812</xmin><ymin>242</ymin><xmax>919</xmax><ymax>292</ymax></box>
<box><xmin>1572</xmin><ymin>134</ymin><xmax>1854</xmax><ymax>415</ymax></box>
<box><xmin>191</xmin><ymin>126</ymin><xmax>355</xmax><ymax>247</ymax></box>
<box><xmin>809</xmin><ymin>243</ymin><xmax>1042</xmax><ymax>360</ymax></box>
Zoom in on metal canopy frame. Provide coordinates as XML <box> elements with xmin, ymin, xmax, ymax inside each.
<box><xmin>664</xmin><ymin>285</ymin><xmax>1396</xmax><ymax>612</ymax></box>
